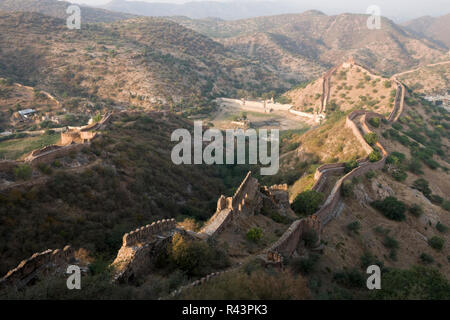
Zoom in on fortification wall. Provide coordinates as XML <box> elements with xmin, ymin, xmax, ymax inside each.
<box><xmin>61</xmin><ymin>131</ymin><xmax>81</xmax><ymax>145</ymax></box>
<box><xmin>122</xmin><ymin>219</ymin><xmax>177</xmax><ymax>248</ymax></box>
<box><xmin>268</xmin><ymin>184</ymin><xmax>288</xmax><ymax>192</ymax></box>
<box><xmin>267</xmin><ymin>83</ymin><xmax>401</xmax><ymax>261</ymax></box>
<box><xmin>313</xmin><ymin>109</ymin><xmax>388</xmax><ymax>226</ymax></box>
<box><xmin>231</xmin><ymin>171</ymin><xmax>260</xmax><ymax>214</ymax></box>
<box><xmin>218</xmin><ymin>98</ymin><xmax>292</xmax><ymax>113</ymax></box>
<box><xmin>199</xmin><ymin>171</ymin><xmax>263</xmax><ymax>237</ymax></box>
<box><xmin>27</xmin><ymin>144</ymin><xmax>84</xmax><ymax>165</ymax></box>
<box><xmin>61</xmin><ymin>130</ymin><xmax>97</xmax><ymax>146</ymax></box>
<box><xmin>30</xmin><ymin>145</ymin><xmax>61</xmax><ymax>157</ymax></box>
<box><xmin>0</xmin><ymin>245</ymin><xmax>74</xmax><ymax>289</ymax></box>
<box><xmin>240</xmin><ymin>100</ymin><xmax>292</xmax><ymax>111</ymax></box>
<box><xmin>312</xmin><ymin>163</ymin><xmax>346</xmax><ymax>192</ymax></box>
<box><xmin>267</xmin><ymin>215</ymin><xmax>321</xmax><ymax>257</ymax></box>
<box><xmin>167</xmin><ymin>268</ymin><xmax>236</xmax><ymax>298</ymax></box>
<box><xmin>114</xmin><ymin>201</ymin><xmax>265</xmax><ymax>283</ymax></box>
<box><xmin>345</xmin><ymin>111</ymin><xmax>374</xmax><ymax>155</ymax></box>
<box><xmin>321</xmin><ymin>64</ymin><xmax>339</xmax><ymax>113</ymax></box>
<box><xmin>389</xmin><ymin>81</ymin><xmax>405</xmax><ymax>122</ymax></box>
<box><xmin>265</xmin><ymin>102</ymin><xmax>292</xmax><ymax>111</ymax></box>
<box><xmin>268</xmin><ymin>143</ymin><xmax>386</xmax><ymax>260</ymax></box>
<box><xmin>111</xmin><ymin>219</ymin><xmax>177</xmax><ymax>282</ymax></box>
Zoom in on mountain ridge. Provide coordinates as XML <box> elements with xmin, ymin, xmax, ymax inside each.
<box><xmin>0</xmin><ymin>0</ymin><xmax>135</xmax><ymax>23</ymax></box>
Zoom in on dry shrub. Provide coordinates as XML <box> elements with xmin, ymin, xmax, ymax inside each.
<box><xmin>177</xmin><ymin>218</ymin><xmax>200</xmax><ymax>232</ymax></box>
<box><xmin>177</xmin><ymin>269</ymin><xmax>311</xmax><ymax>300</ymax></box>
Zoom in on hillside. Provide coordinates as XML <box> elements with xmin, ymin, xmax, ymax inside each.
<box><xmin>0</xmin><ymin>78</ymin><xmax>61</xmax><ymax>131</ymax></box>
<box><xmin>0</xmin><ymin>7</ymin><xmax>449</xmax><ymax>301</ymax></box>
<box><xmin>313</xmin><ymin>92</ymin><xmax>450</xmax><ymax>298</ymax></box>
<box><xmin>172</xmin><ymin>73</ymin><xmax>450</xmax><ymax>300</ymax></box>
<box><xmin>257</xmin><ymin>71</ymin><xmax>450</xmax><ymax>298</ymax></box>
<box><xmin>0</xmin><ymin>0</ymin><xmax>135</xmax><ymax>23</ymax></box>
<box><xmin>396</xmin><ymin>61</ymin><xmax>450</xmax><ymax>95</ymax></box>
<box><xmin>403</xmin><ymin>14</ymin><xmax>450</xmax><ymax>49</ymax></box>
<box><xmin>0</xmin><ymin>111</ymin><xmax>256</xmax><ymax>276</ymax></box>
<box><xmin>287</xmin><ymin>59</ymin><xmax>396</xmax><ymax>116</ymax></box>
<box><xmin>101</xmin><ymin>0</ymin><xmax>307</xmax><ymax>20</ymax></box>
<box><xmin>0</xmin><ymin>11</ymin><xmax>283</xmax><ymax>115</ymax></box>
<box><xmin>0</xmin><ymin>60</ymin><xmax>449</xmax><ymax>300</ymax></box>
<box><xmin>171</xmin><ymin>11</ymin><xmax>447</xmax><ymax>82</ymax></box>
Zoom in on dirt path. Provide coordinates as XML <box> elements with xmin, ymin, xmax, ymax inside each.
<box><xmin>0</xmin><ymin>158</ymin><xmax>102</xmax><ymax>192</ymax></box>
<box><xmin>392</xmin><ymin>60</ymin><xmax>450</xmax><ymax>79</ymax></box>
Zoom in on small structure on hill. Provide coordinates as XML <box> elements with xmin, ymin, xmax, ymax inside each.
<box><xmin>18</xmin><ymin>109</ymin><xmax>36</xmax><ymax>119</ymax></box>
<box><xmin>61</xmin><ymin>128</ymin><xmax>97</xmax><ymax>145</ymax></box>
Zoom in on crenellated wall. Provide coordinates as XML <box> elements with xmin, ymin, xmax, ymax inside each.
<box><xmin>312</xmin><ymin>163</ymin><xmax>346</xmax><ymax>192</ymax></box>
<box><xmin>25</xmin><ymin>143</ymin><xmax>85</xmax><ymax>165</ymax></box>
<box><xmin>345</xmin><ymin>111</ymin><xmax>374</xmax><ymax>155</ymax></box>
<box><xmin>268</xmin><ymin>184</ymin><xmax>288</xmax><ymax>192</ymax></box>
<box><xmin>111</xmin><ymin>218</ymin><xmax>178</xmax><ymax>282</ymax></box>
<box><xmin>122</xmin><ymin>219</ymin><xmax>177</xmax><ymax>248</ymax></box>
<box><xmin>267</xmin><ymin>78</ymin><xmax>403</xmax><ymax>262</ymax></box>
<box><xmin>267</xmin><ymin>215</ymin><xmax>322</xmax><ymax>257</ymax></box>
<box><xmin>0</xmin><ymin>245</ymin><xmax>74</xmax><ymax>289</ymax></box>
<box><xmin>110</xmin><ymin>172</ymin><xmax>292</xmax><ymax>283</ymax></box>
<box><xmin>199</xmin><ymin>171</ymin><xmax>263</xmax><ymax>237</ymax></box>
<box><xmin>388</xmin><ymin>81</ymin><xmax>405</xmax><ymax>123</ymax></box>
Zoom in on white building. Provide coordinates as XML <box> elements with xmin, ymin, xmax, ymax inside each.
<box><xmin>18</xmin><ymin>109</ymin><xmax>36</xmax><ymax>119</ymax></box>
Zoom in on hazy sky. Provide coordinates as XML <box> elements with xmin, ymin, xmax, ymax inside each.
<box><xmin>67</xmin><ymin>0</ymin><xmax>450</xmax><ymax>21</ymax></box>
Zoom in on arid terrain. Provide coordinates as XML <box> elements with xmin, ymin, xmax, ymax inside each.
<box><xmin>0</xmin><ymin>0</ymin><xmax>448</xmax><ymax>301</ymax></box>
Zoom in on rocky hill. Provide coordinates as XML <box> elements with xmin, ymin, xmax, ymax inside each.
<box><xmin>172</xmin><ymin>11</ymin><xmax>447</xmax><ymax>83</ymax></box>
<box><xmin>403</xmin><ymin>14</ymin><xmax>450</xmax><ymax>49</ymax></box>
<box><xmin>396</xmin><ymin>61</ymin><xmax>450</xmax><ymax>95</ymax></box>
<box><xmin>314</xmin><ymin>92</ymin><xmax>450</xmax><ymax>296</ymax></box>
<box><xmin>287</xmin><ymin>58</ymin><xmax>396</xmax><ymax>116</ymax></box>
<box><xmin>261</xmin><ymin>65</ymin><xmax>449</xmax><ymax>298</ymax></box>
<box><xmin>0</xmin><ymin>11</ymin><xmax>283</xmax><ymax>115</ymax></box>
<box><xmin>101</xmin><ymin>0</ymin><xmax>307</xmax><ymax>20</ymax></box>
<box><xmin>0</xmin><ymin>111</ymin><xmax>256</xmax><ymax>277</ymax></box>
<box><xmin>0</xmin><ymin>8</ymin><xmax>449</xmax><ymax>300</ymax></box>
<box><xmin>0</xmin><ymin>0</ymin><xmax>135</xmax><ymax>23</ymax></box>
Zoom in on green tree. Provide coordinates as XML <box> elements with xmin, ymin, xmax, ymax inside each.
<box><xmin>368</xmin><ymin>117</ymin><xmax>380</xmax><ymax>128</ymax></box>
<box><xmin>371</xmin><ymin>197</ymin><xmax>406</xmax><ymax>221</ymax></box>
<box><xmin>14</xmin><ymin>164</ymin><xmax>33</xmax><ymax>180</ymax></box>
<box><xmin>386</xmin><ymin>152</ymin><xmax>405</xmax><ymax>166</ymax></box>
<box><xmin>428</xmin><ymin>236</ymin><xmax>445</xmax><ymax>251</ymax></box>
<box><xmin>369</xmin><ymin>149</ymin><xmax>382</xmax><ymax>162</ymax></box>
<box><xmin>364</xmin><ymin>133</ymin><xmax>378</xmax><ymax>145</ymax></box>
<box><xmin>372</xmin><ymin>266</ymin><xmax>450</xmax><ymax>299</ymax></box>
<box><xmin>412</xmin><ymin>178</ymin><xmax>432</xmax><ymax>199</ymax></box>
<box><xmin>92</xmin><ymin>113</ymin><xmax>102</xmax><ymax>123</ymax></box>
<box><xmin>246</xmin><ymin>227</ymin><xmax>263</xmax><ymax>242</ymax></box>
<box><xmin>344</xmin><ymin>160</ymin><xmax>358</xmax><ymax>173</ymax></box>
<box><xmin>292</xmin><ymin>190</ymin><xmax>324</xmax><ymax>216</ymax></box>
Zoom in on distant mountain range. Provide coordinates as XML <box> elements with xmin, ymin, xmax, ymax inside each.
<box><xmin>100</xmin><ymin>0</ymin><xmax>312</xmax><ymax>20</ymax></box>
<box><xmin>170</xmin><ymin>11</ymin><xmax>448</xmax><ymax>77</ymax></box>
<box><xmin>403</xmin><ymin>14</ymin><xmax>450</xmax><ymax>49</ymax></box>
<box><xmin>99</xmin><ymin>0</ymin><xmax>450</xmax><ymax>22</ymax></box>
<box><xmin>0</xmin><ymin>11</ymin><xmax>286</xmax><ymax>110</ymax></box>
<box><xmin>0</xmin><ymin>1</ymin><xmax>448</xmax><ymax>86</ymax></box>
<box><xmin>0</xmin><ymin>0</ymin><xmax>134</xmax><ymax>23</ymax></box>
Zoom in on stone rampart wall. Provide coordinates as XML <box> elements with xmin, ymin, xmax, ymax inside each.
<box><xmin>0</xmin><ymin>246</ymin><xmax>74</xmax><ymax>289</ymax></box>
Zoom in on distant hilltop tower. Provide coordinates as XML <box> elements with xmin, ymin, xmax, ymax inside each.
<box><xmin>342</xmin><ymin>56</ymin><xmax>355</xmax><ymax>68</ymax></box>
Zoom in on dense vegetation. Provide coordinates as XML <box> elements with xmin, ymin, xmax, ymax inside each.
<box><xmin>292</xmin><ymin>190</ymin><xmax>325</xmax><ymax>217</ymax></box>
<box><xmin>371</xmin><ymin>197</ymin><xmax>406</xmax><ymax>221</ymax></box>
<box><xmin>0</xmin><ymin>112</ymin><xmax>251</xmax><ymax>275</ymax></box>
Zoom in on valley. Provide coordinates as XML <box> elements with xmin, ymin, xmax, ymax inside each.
<box><xmin>0</xmin><ymin>0</ymin><xmax>448</xmax><ymax>301</ymax></box>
